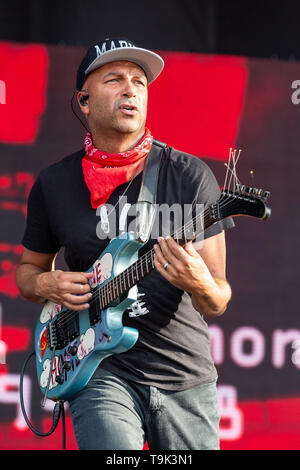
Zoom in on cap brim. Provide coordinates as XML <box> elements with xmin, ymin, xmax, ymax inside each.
<box><xmin>84</xmin><ymin>47</ymin><xmax>164</xmax><ymax>85</ymax></box>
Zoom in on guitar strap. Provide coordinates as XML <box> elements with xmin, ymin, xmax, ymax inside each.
<box><xmin>135</xmin><ymin>138</ymin><xmax>167</xmax><ymax>243</ymax></box>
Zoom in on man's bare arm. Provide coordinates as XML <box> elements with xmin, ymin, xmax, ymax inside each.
<box><xmin>191</xmin><ymin>231</ymin><xmax>232</xmax><ymax>316</ymax></box>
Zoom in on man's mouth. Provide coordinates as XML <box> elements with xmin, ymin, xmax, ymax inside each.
<box><xmin>119</xmin><ymin>104</ymin><xmax>138</xmax><ymax>115</ymax></box>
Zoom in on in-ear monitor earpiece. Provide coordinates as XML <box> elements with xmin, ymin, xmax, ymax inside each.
<box><xmin>79</xmin><ymin>92</ymin><xmax>89</xmax><ymax>106</ymax></box>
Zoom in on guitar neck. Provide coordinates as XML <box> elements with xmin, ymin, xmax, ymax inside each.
<box><xmin>98</xmin><ymin>204</ymin><xmax>218</xmax><ymax>309</ymax></box>
<box><xmin>51</xmin><ymin>187</ymin><xmax>271</xmax><ymax>339</ymax></box>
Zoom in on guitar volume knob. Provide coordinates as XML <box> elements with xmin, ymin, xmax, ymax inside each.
<box><xmin>55</xmin><ymin>374</ymin><xmax>64</xmax><ymax>385</ymax></box>
<box><xmin>63</xmin><ymin>360</ymin><xmax>72</xmax><ymax>371</ymax></box>
<box><xmin>68</xmin><ymin>345</ymin><xmax>78</xmax><ymax>356</ymax></box>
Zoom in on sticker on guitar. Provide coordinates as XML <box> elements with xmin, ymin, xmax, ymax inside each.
<box><xmin>128</xmin><ymin>292</ymin><xmax>149</xmax><ymax>317</ymax></box>
<box><xmin>39</xmin><ymin>327</ymin><xmax>48</xmax><ymax>359</ymax></box>
<box><xmin>39</xmin><ymin>355</ymin><xmax>60</xmax><ymax>391</ymax></box>
<box><xmin>40</xmin><ymin>302</ymin><xmax>62</xmax><ymax>324</ymax></box>
<box><xmin>39</xmin><ymin>327</ymin><xmax>96</xmax><ymax>389</ymax></box>
<box><xmin>90</xmin><ymin>252</ymin><xmax>113</xmax><ymax>288</ymax></box>
<box><xmin>77</xmin><ymin>328</ymin><xmax>95</xmax><ymax>360</ymax></box>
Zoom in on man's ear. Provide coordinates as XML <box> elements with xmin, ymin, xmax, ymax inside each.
<box><xmin>77</xmin><ymin>91</ymin><xmax>89</xmax><ymax>114</ymax></box>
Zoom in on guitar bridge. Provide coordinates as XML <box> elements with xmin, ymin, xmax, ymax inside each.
<box><xmin>47</xmin><ymin>312</ymin><xmax>80</xmax><ymax>350</ymax></box>
<box><xmin>46</xmin><ymin>321</ymin><xmax>57</xmax><ymax>349</ymax></box>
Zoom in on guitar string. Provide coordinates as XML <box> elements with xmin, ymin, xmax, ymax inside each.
<box><xmin>54</xmin><ymin>205</ymin><xmax>216</xmax><ymax>329</ymax></box>
<box><xmin>227</xmin><ymin>149</ymin><xmax>236</xmax><ymax>192</ymax></box>
<box><xmin>54</xmin><ymin>192</ymin><xmax>247</xmax><ymax>330</ymax></box>
<box><xmin>86</xmin><ymin>163</ymin><xmax>247</xmax><ymax>313</ymax></box>
<box><xmin>53</xmin><ymin>194</ymin><xmax>246</xmax><ymax>330</ymax></box>
<box><xmin>55</xmin><ymin>166</ymin><xmax>242</xmax><ymax>327</ymax></box>
<box><xmin>49</xmin><ymin>161</ymin><xmax>143</xmax><ymax>331</ymax></box>
<box><xmin>86</xmin><ymin>190</ymin><xmax>240</xmax><ymax>309</ymax></box>
<box><xmin>55</xmin><ymin>205</ymin><xmax>213</xmax><ymax>324</ymax></box>
<box><xmin>51</xmin><ymin>147</ymin><xmax>265</xmax><ymax>342</ymax></box>
<box><xmin>223</xmin><ymin>147</ymin><xmax>233</xmax><ymax>191</ymax></box>
<box><xmin>51</xmin><ymin>148</ymin><xmax>245</xmax><ymax>331</ymax></box>
<box><xmin>59</xmin><ymin>187</ymin><xmax>262</xmax><ymax>331</ymax></box>
<box><xmin>95</xmin><ymin>197</ymin><xmax>231</xmax><ymax>307</ymax></box>
<box><xmin>54</xmin><ymin>200</ymin><xmax>247</xmax><ymax>335</ymax></box>
<box><xmin>54</xmin><ymin>193</ymin><xmax>244</xmax><ymax>328</ymax></box>
<box><xmin>227</xmin><ymin>149</ymin><xmax>242</xmax><ymax>193</ymax></box>
<box><xmin>224</xmin><ymin>148</ymin><xmax>242</xmax><ymax>193</ymax></box>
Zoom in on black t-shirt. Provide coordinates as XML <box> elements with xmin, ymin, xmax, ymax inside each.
<box><xmin>22</xmin><ymin>145</ymin><xmax>234</xmax><ymax>390</ymax></box>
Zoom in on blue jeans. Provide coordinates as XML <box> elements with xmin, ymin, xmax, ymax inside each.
<box><xmin>68</xmin><ymin>367</ymin><xmax>220</xmax><ymax>450</ymax></box>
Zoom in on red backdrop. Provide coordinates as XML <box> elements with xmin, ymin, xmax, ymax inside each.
<box><xmin>0</xmin><ymin>42</ymin><xmax>299</xmax><ymax>450</ymax></box>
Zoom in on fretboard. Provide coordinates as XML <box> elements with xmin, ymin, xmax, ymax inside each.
<box><xmin>98</xmin><ymin>204</ymin><xmax>218</xmax><ymax>309</ymax></box>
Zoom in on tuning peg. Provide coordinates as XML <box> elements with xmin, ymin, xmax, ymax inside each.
<box><xmin>257</xmin><ymin>189</ymin><xmax>263</xmax><ymax>197</ymax></box>
<box><xmin>252</xmin><ymin>188</ymin><xmax>259</xmax><ymax>196</ymax></box>
<box><xmin>263</xmin><ymin>191</ymin><xmax>270</xmax><ymax>200</ymax></box>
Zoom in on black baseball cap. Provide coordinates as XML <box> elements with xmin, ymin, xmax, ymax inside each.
<box><xmin>76</xmin><ymin>37</ymin><xmax>164</xmax><ymax>90</ymax></box>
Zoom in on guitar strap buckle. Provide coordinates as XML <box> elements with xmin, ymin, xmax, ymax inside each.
<box><xmin>135</xmin><ymin>202</ymin><xmax>157</xmax><ymax>244</ymax></box>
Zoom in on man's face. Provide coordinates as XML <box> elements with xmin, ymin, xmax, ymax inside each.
<box><xmin>80</xmin><ymin>60</ymin><xmax>148</xmax><ymax>137</ymax></box>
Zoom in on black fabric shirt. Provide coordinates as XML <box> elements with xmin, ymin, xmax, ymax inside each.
<box><xmin>22</xmin><ymin>144</ymin><xmax>234</xmax><ymax>390</ymax></box>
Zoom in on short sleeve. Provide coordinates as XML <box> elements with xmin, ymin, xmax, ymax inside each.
<box><xmin>22</xmin><ymin>176</ymin><xmax>61</xmax><ymax>254</ymax></box>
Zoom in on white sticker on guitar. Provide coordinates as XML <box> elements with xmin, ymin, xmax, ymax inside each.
<box><xmin>90</xmin><ymin>252</ymin><xmax>113</xmax><ymax>287</ymax></box>
<box><xmin>77</xmin><ymin>328</ymin><xmax>95</xmax><ymax>360</ymax></box>
<box><xmin>128</xmin><ymin>292</ymin><xmax>149</xmax><ymax>317</ymax></box>
<box><xmin>40</xmin><ymin>302</ymin><xmax>62</xmax><ymax>324</ymax></box>
<box><xmin>39</xmin><ymin>356</ymin><xmax>59</xmax><ymax>390</ymax></box>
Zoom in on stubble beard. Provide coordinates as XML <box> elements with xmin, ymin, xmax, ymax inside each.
<box><xmin>94</xmin><ymin>105</ymin><xmax>146</xmax><ymax>138</ymax></box>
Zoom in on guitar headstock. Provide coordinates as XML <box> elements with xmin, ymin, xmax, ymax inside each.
<box><xmin>217</xmin><ymin>147</ymin><xmax>272</xmax><ymax>222</ymax></box>
<box><xmin>216</xmin><ymin>185</ymin><xmax>271</xmax><ymax>221</ymax></box>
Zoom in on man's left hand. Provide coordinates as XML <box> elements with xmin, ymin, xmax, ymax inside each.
<box><xmin>153</xmin><ymin>236</ymin><xmax>215</xmax><ymax>293</ymax></box>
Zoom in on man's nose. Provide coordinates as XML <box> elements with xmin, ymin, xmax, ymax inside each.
<box><xmin>122</xmin><ymin>79</ymin><xmax>136</xmax><ymax>97</ymax></box>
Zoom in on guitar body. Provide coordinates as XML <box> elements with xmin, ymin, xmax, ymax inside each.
<box><xmin>35</xmin><ymin>232</ymin><xmax>141</xmax><ymax>401</ymax></box>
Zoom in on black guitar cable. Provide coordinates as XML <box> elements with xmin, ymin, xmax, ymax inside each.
<box><xmin>19</xmin><ymin>350</ymin><xmax>66</xmax><ymax>450</ymax></box>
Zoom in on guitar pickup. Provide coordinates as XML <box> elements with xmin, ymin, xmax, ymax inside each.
<box><xmin>88</xmin><ymin>287</ymin><xmax>101</xmax><ymax>326</ymax></box>
<box><xmin>47</xmin><ymin>312</ymin><xmax>80</xmax><ymax>350</ymax></box>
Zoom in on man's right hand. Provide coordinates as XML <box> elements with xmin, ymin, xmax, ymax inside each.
<box><xmin>15</xmin><ymin>247</ymin><xmax>93</xmax><ymax>311</ymax></box>
<box><xmin>36</xmin><ymin>270</ymin><xmax>93</xmax><ymax>311</ymax></box>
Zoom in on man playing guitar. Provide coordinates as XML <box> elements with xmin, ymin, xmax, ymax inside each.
<box><xmin>15</xmin><ymin>38</ymin><xmax>233</xmax><ymax>450</ymax></box>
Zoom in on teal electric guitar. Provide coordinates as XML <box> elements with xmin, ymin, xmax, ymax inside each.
<box><xmin>35</xmin><ymin>185</ymin><xmax>271</xmax><ymax>402</ymax></box>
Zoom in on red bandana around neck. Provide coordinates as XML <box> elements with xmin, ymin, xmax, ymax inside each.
<box><xmin>82</xmin><ymin>128</ymin><xmax>153</xmax><ymax>208</ymax></box>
